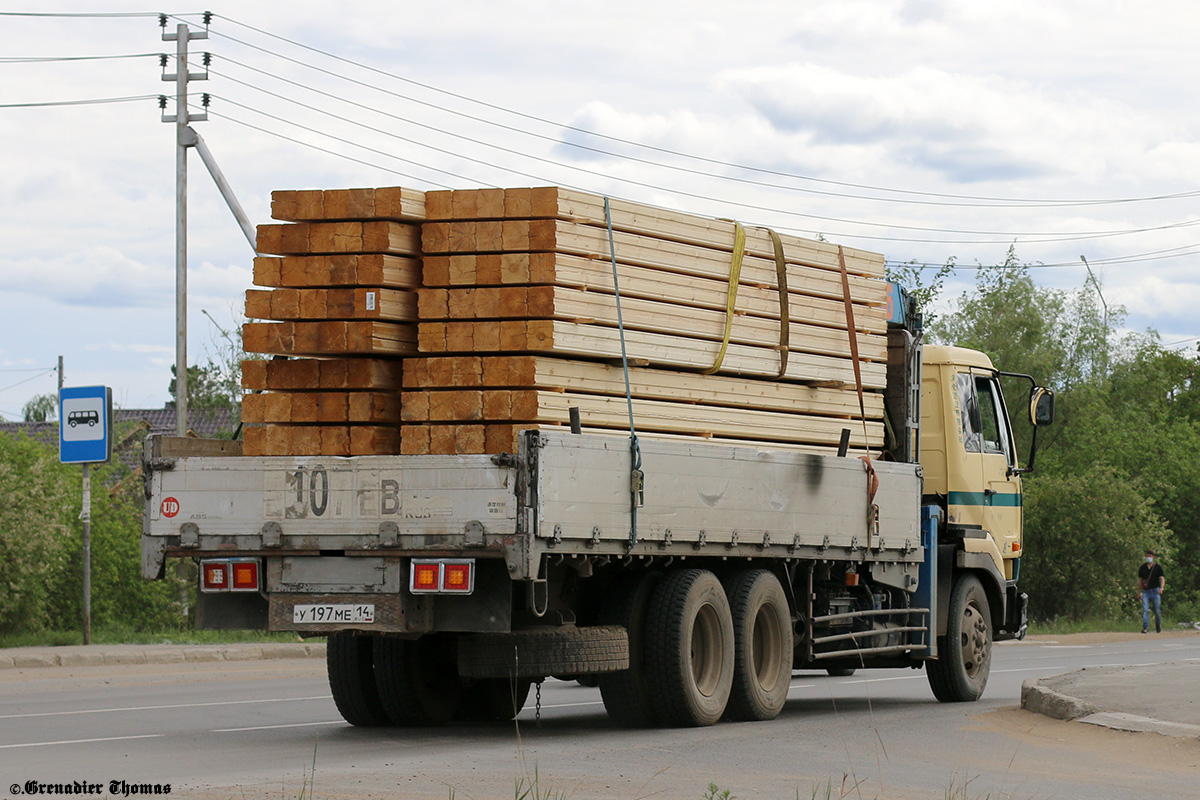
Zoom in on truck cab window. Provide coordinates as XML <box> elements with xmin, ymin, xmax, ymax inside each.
<box><xmin>956</xmin><ymin>373</ymin><xmax>982</xmax><ymax>453</ymax></box>
<box><xmin>975</xmin><ymin>376</ymin><xmax>1014</xmax><ymax>465</ymax></box>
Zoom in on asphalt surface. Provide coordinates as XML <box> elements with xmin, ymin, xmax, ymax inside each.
<box><xmin>4</xmin><ymin>632</ymin><xmax>1199</xmax><ymax>740</ymax></box>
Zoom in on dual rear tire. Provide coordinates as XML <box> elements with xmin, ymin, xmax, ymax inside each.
<box><xmin>327</xmin><ymin>632</ymin><xmax>529</xmax><ymax>726</ymax></box>
<box><xmin>605</xmin><ymin>568</ymin><xmax>793</xmax><ymax>727</ymax></box>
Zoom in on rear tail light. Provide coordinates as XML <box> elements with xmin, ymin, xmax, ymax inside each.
<box><xmin>409</xmin><ymin>559</ymin><xmax>475</xmax><ymax>595</ymax></box>
<box><xmin>410</xmin><ymin>561</ymin><xmax>441</xmax><ymax>593</ymax></box>
<box><xmin>200</xmin><ymin>558</ymin><xmax>261</xmax><ymax>593</ymax></box>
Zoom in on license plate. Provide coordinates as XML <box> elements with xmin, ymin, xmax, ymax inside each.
<box><xmin>292</xmin><ymin>604</ymin><xmax>375</xmax><ymax>624</ymax></box>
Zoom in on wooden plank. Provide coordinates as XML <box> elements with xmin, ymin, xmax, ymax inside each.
<box><xmin>419</xmin><ymin>241</ymin><xmax>883</xmax><ymax>310</ymax></box>
<box><xmin>243</xmin><ymin>392</ymin><xmax>403</xmax><ymax>424</ymax></box>
<box><xmin>403</xmin><ymin>389</ymin><xmax>881</xmax><ymax>448</ymax></box>
<box><xmin>244</xmin><ymin>423</ymin><xmax>400</xmax><ymax>456</ymax></box>
<box><xmin>271</xmin><ymin>187</ymin><xmax>426</xmax><ymax>222</ymax></box>
<box><xmin>400</xmin><ymin>422</ymin><xmax>880</xmax><ymax>457</ymax></box>
<box><xmin>253</xmin><ymin>254</ymin><xmax>420</xmax><ymax>289</ymax></box>
<box><xmin>402</xmin><ymin>355</ymin><xmax>882</xmax><ymax>419</ymax></box>
<box><xmin>416</xmin><ymin>320</ymin><xmax>886</xmax><ymax>388</ymax></box>
<box><xmin>244</xmin><ymin>321</ymin><xmax>417</xmax><ymax>358</ymax></box>
<box><xmin>257</xmin><ymin>221</ymin><xmax>420</xmax><ymax>256</ymax></box>
<box><xmin>244</xmin><ymin>288</ymin><xmax>417</xmax><ymax>322</ymax></box>
<box><xmin>416</xmin><ymin>286</ymin><xmax>885</xmax><ymax>362</ymax></box>
<box><xmin>424</xmin><ymin>186</ymin><xmax>883</xmax><ymax>278</ymax></box>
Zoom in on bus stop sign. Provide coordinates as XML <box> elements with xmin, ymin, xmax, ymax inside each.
<box><xmin>59</xmin><ymin>385</ymin><xmax>113</xmax><ymax>464</ymax></box>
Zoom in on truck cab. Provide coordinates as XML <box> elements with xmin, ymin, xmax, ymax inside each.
<box><xmin>917</xmin><ymin>345</ymin><xmax>1052</xmax><ymax>699</ymax></box>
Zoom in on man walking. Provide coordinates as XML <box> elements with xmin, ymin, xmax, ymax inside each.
<box><xmin>1138</xmin><ymin>549</ymin><xmax>1166</xmax><ymax>633</ymax></box>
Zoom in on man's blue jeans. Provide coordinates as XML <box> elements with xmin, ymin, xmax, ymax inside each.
<box><xmin>1142</xmin><ymin>590</ymin><xmax>1162</xmax><ymax>631</ymax></box>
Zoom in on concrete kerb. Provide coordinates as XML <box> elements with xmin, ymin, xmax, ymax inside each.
<box><xmin>1020</xmin><ymin>677</ymin><xmax>1098</xmax><ymax>721</ymax></box>
<box><xmin>0</xmin><ymin>642</ymin><xmax>326</xmax><ymax>670</ymax></box>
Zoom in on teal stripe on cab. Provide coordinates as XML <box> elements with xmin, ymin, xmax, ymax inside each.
<box><xmin>948</xmin><ymin>491</ymin><xmax>1022</xmax><ymax>507</ymax></box>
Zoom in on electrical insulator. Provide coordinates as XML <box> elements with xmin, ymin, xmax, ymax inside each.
<box><xmin>158</xmin><ymin>96</ymin><xmax>168</xmax><ymax>110</ymax></box>
<box><xmin>203</xmin><ymin>11</ymin><xmax>213</xmax><ymax>26</ymax></box>
<box><xmin>159</xmin><ymin>54</ymin><xmax>168</xmax><ymax>68</ymax></box>
<box><xmin>202</xmin><ymin>93</ymin><xmax>211</xmax><ymax>108</ymax></box>
<box><xmin>203</xmin><ymin>52</ymin><xmax>212</xmax><ymax>67</ymax></box>
<box><xmin>159</xmin><ymin>13</ymin><xmax>167</xmax><ymax>27</ymax></box>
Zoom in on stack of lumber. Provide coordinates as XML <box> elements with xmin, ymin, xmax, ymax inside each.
<box><xmin>240</xmin><ymin>187</ymin><xmax>425</xmax><ymax>456</ymax></box>
<box><xmin>239</xmin><ymin>184</ymin><xmax>889</xmax><ymax>458</ymax></box>
<box><xmin>405</xmin><ymin>187</ymin><xmax>888</xmax><ymax>456</ymax></box>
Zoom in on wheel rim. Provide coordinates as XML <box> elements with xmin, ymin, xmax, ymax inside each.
<box><xmin>751</xmin><ymin>603</ymin><xmax>784</xmax><ymax>692</ymax></box>
<box><xmin>959</xmin><ymin>601</ymin><xmax>989</xmax><ymax>680</ymax></box>
<box><xmin>691</xmin><ymin>602</ymin><xmax>725</xmax><ymax>697</ymax></box>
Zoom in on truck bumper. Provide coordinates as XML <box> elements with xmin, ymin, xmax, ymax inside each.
<box><xmin>996</xmin><ymin>586</ymin><xmax>1028</xmax><ymax>641</ymax></box>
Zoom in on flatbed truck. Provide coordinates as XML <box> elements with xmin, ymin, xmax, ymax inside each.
<box><xmin>142</xmin><ymin>291</ymin><xmax>1053</xmax><ymax>727</ymax></box>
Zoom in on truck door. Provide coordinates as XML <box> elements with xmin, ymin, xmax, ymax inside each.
<box><xmin>973</xmin><ymin>372</ymin><xmax>1021</xmax><ymax>557</ymax></box>
<box><xmin>953</xmin><ymin>371</ymin><xmax>1021</xmax><ymax>564</ymax></box>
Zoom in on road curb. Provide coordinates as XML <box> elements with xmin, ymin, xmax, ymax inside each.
<box><xmin>1020</xmin><ymin>677</ymin><xmax>1097</xmax><ymax>720</ymax></box>
<box><xmin>0</xmin><ymin>642</ymin><xmax>326</xmax><ymax>670</ymax></box>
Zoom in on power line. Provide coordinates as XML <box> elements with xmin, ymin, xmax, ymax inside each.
<box><xmin>0</xmin><ymin>11</ymin><xmax>168</xmax><ymax>17</ymax></box>
<box><xmin>0</xmin><ymin>53</ymin><xmax>162</xmax><ymax>63</ymax></box>
<box><xmin>0</xmin><ymin>94</ymin><xmax>159</xmax><ymax>108</ymax></box>
<box><xmin>202</xmin><ymin>87</ymin><xmax>1200</xmax><ymax>245</ymax></box>
<box><xmin>203</xmin><ymin>108</ymin><xmax>457</xmax><ymax>190</ymax></box>
<box><xmin>0</xmin><ymin>368</ymin><xmax>56</xmax><ymax>395</ymax></box>
<box><xmin>214</xmin><ymin>13</ymin><xmax>1200</xmax><ymax>210</ymax></box>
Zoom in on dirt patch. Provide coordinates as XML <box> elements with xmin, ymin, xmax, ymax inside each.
<box><xmin>1015</xmin><ymin>629</ymin><xmax>1199</xmax><ymax>646</ymax></box>
<box><xmin>970</xmin><ymin>707</ymin><xmax>1200</xmax><ymax>794</ymax></box>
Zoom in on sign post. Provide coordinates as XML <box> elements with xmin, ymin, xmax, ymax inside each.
<box><xmin>59</xmin><ymin>386</ymin><xmax>113</xmax><ymax>646</ymax></box>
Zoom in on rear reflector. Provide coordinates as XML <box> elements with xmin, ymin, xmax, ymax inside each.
<box><xmin>200</xmin><ymin>561</ymin><xmax>228</xmax><ymax>592</ymax></box>
<box><xmin>200</xmin><ymin>558</ymin><xmax>261</xmax><ymax>593</ymax></box>
<box><xmin>410</xmin><ymin>559</ymin><xmax>475</xmax><ymax>595</ymax></box>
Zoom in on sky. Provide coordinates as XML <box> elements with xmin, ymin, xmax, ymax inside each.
<box><xmin>2</xmin><ymin>1</ymin><xmax>1199</xmax><ymax>420</ymax></box>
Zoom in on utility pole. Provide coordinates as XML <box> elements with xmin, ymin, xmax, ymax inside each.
<box><xmin>161</xmin><ymin>15</ymin><xmax>209</xmax><ymax>437</ymax></box>
<box><xmin>1079</xmin><ymin>255</ymin><xmax>1110</xmax><ymax>376</ymax></box>
<box><xmin>160</xmin><ymin>14</ymin><xmax>256</xmax><ymax>438</ymax></box>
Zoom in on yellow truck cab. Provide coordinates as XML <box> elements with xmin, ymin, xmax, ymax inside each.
<box><xmin>920</xmin><ymin>344</ymin><xmax>1053</xmax><ymax>666</ymax></box>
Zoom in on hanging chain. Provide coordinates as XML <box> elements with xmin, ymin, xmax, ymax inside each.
<box><xmin>535</xmin><ymin>679</ymin><xmax>543</xmax><ymax>727</ymax></box>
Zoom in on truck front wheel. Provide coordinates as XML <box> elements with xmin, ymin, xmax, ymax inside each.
<box><xmin>645</xmin><ymin>569</ymin><xmax>735</xmax><ymax>727</ymax></box>
<box><xmin>926</xmin><ymin>574</ymin><xmax>992</xmax><ymax>702</ymax></box>
<box><xmin>724</xmin><ymin>569</ymin><xmax>793</xmax><ymax>721</ymax></box>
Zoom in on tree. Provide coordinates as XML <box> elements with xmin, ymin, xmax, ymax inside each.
<box><xmin>886</xmin><ymin>257</ymin><xmax>955</xmax><ymax>327</ymax></box>
<box><xmin>22</xmin><ymin>393</ymin><xmax>57</xmax><ymax>422</ymax></box>
<box><xmin>1022</xmin><ymin>466</ymin><xmax>1170</xmax><ymax>621</ymax></box>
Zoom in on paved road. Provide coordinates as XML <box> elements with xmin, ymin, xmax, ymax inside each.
<box><xmin>1</xmin><ymin>634</ymin><xmax>1198</xmax><ymax>800</ymax></box>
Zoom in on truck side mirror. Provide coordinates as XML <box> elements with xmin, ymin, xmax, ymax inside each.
<box><xmin>1029</xmin><ymin>387</ymin><xmax>1054</xmax><ymax>426</ymax></box>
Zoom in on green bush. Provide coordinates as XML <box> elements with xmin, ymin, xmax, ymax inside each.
<box><xmin>0</xmin><ymin>430</ymin><xmax>186</xmax><ymax>635</ymax></box>
<box><xmin>1022</xmin><ymin>465</ymin><xmax>1171</xmax><ymax>621</ymax></box>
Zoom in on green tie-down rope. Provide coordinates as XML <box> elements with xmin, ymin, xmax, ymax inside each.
<box><xmin>604</xmin><ymin>197</ymin><xmax>644</xmax><ymax>547</ymax></box>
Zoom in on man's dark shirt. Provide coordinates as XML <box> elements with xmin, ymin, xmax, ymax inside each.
<box><xmin>1139</xmin><ymin>561</ymin><xmax>1165</xmax><ymax>591</ymax></box>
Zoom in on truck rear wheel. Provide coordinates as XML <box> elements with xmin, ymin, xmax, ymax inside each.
<box><xmin>724</xmin><ymin>569</ymin><xmax>793</xmax><ymax>721</ymax></box>
<box><xmin>645</xmin><ymin>569</ymin><xmax>735</xmax><ymax>727</ymax></box>
<box><xmin>374</xmin><ymin>635</ymin><xmax>462</xmax><ymax>726</ymax></box>
<box><xmin>927</xmin><ymin>574</ymin><xmax>992</xmax><ymax>702</ymax></box>
<box><xmin>326</xmin><ymin>632</ymin><xmax>389</xmax><ymax>727</ymax></box>
<box><xmin>598</xmin><ymin>572</ymin><xmax>661</xmax><ymax>728</ymax></box>
<box><xmin>458</xmin><ymin>677</ymin><xmax>532</xmax><ymax>722</ymax></box>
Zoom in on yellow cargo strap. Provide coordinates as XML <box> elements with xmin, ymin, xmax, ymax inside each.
<box><xmin>766</xmin><ymin>228</ymin><xmax>790</xmax><ymax>379</ymax></box>
<box><xmin>703</xmin><ymin>220</ymin><xmax>746</xmax><ymax>375</ymax></box>
<box><xmin>838</xmin><ymin>246</ymin><xmax>879</xmax><ymax>510</ymax></box>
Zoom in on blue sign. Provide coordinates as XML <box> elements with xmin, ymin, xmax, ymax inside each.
<box><xmin>59</xmin><ymin>386</ymin><xmax>112</xmax><ymax>464</ymax></box>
